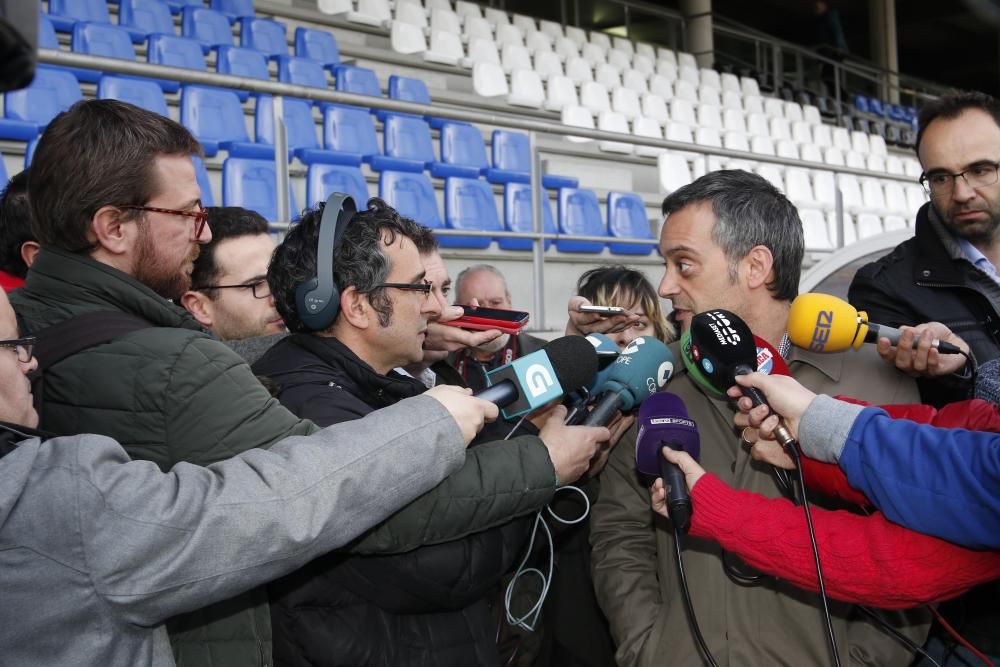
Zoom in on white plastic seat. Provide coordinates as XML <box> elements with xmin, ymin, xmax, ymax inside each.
<box><xmin>565</xmin><ymin>56</ymin><xmax>593</xmax><ymax>84</ymax></box>
<box><xmin>870</xmin><ymin>134</ymin><xmax>888</xmax><ymax>157</ymax></box>
<box><xmin>389</xmin><ymin>20</ymin><xmax>426</xmax><ymax>54</ymax></box>
<box><xmin>884</xmin><ymin>181</ymin><xmax>909</xmax><ymax>216</ymax></box>
<box><xmin>769</xmin><ymin>117</ymin><xmax>792</xmax><ymax>141</ymax></box>
<box><xmin>534</xmin><ymin>50</ymin><xmax>563</xmax><ymax>80</ymax></box>
<box><xmin>812</xmin><ymin>123</ymin><xmax>833</xmax><ymax>148</ymax></box>
<box><xmin>464</xmin><ymin>17</ymin><xmax>493</xmax><ymax>43</ymax></box>
<box><xmin>590</xmin><ymin>32</ymin><xmax>611</xmax><ymax>51</ymax></box>
<box><xmin>832</xmin><ymin>127</ymin><xmax>852</xmax><ymax>152</ymax></box>
<box><xmin>722</xmin><ymin>90</ymin><xmax>743</xmax><ymax>112</ymax></box>
<box><xmin>695</xmin><ymin>126</ymin><xmax>722</xmax><ymax>147</ymax></box>
<box><xmin>595</xmin><ymin>62</ymin><xmax>621</xmax><ymax>90</ymax></box>
<box><xmin>484</xmin><ymin>7</ymin><xmax>510</xmax><ymax>26</ymax></box>
<box><xmin>801</xmin><ymin>208</ymin><xmax>835</xmax><ymax>250</ymax></box>
<box><xmin>394</xmin><ymin>2</ymin><xmax>427</xmax><ymax>28</ymax></box>
<box><xmin>823</xmin><ymin>147</ymin><xmax>846</xmax><ymax>167</ymax></box>
<box><xmin>554</xmin><ymin>36</ymin><xmax>579</xmax><ymax>60</ymax></box>
<box><xmin>866</xmin><ymin>154</ymin><xmax>887</xmax><ymax>173</ymax></box>
<box><xmin>740</xmin><ymin>76</ymin><xmax>760</xmax><ymax>97</ymax></box>
<box><xmin>764</xmin><ymin>97</ymin><xmax>785</xmax><ymax>118</ymax></box>
<box><xmin>455</xmin><ymin>0</ymin><xmax>482</xmax><ymax>21</ymax></box>
<box><xmin>678</xmin><ymin>65</ymin><xmax>699</xmax><ymax>86</ymax></box>
<box><xmin>698</xmin><ymin>86</ymin><xmax>721</xmax><ymax>107</ymax></box>
<box><xmin>828</xmin><ymin>211</ymin><xmax>857</xmax><ymax>247</ymax></box>
<box><xmin>561</xmin><ymin>104</ymin><xmax>594</xmax><ymax>143</ymax></box>
<box><xmin>539</xmin><ymin>19</ymin><xmax>563</xmax><ymax>41</ymax></box>
<box><xmin>501</xmin><ymin>43</ymin><xmax>532</xmax><ymax>73</ymax></box>
<box><xmin>677</xmin><ymin>51</ymin><xmax>697</xmax><ymax>69</ymax></box>
<box><xmin>656</xmin><ymin>60</ymin><xmax>678</xmax><ymax>80</ymax></box>
<box><xmin>424</xmin><ymin>29</ymin><xmax>463</xmax><ymax>65</ymax></box>
<box><xmin>512</xmin><ymin>13</ymin><xmax>537</xmax><ymax>35</ymax></box>
<box><xmin>472</xmin><ymin>61</ymin><xmax>508</xmax><ymax>97</ymax></box>
<box><xmin>905</xmin><ymin>185</ymin><xmax>926</xmax><ymax>216</ymax></box>
<box><xmin>649</xmin><ymin>74</ymin><xmax>673</xmax><ymax>98</ymax></box>
<box><xmin>597</xmin><ymin>110</ymin><xmax>633</xmax><ymax>154</ymax></box>
<box><xmin>903</xmin><ymin>157</ymin><xmax>923</xmax><ymax>178</ymax></box>
<box><xmin>724</xmin><ymin>131</ymin><xmax>750</xmax><ymax>153</ymax></box>
<box><xmin>746</xmin><ymin>113</ymin><xmax>769</xmax><ymax>138</ymax></box>
<box><xmin>658</xmin><ymin>48</ymin><xmax>677</xmax><ymax>65</ymax></box>
<box><xmin>636</xmin><ymin>42</ymin><xmax>655</xmax><ymax>60</ymax></box>
<box><xmin>856</xmin><ymin>213</ymin><xmax>884</xmax><ymax>239</ymax></box>
<box><xmin>803</xmin><ymin>104</ymin><xmax>822</xmax><ymax>125</ymax></box>
<box><xmin>495</xmin><ymin>23</ymin><xmax>524</xmax><ymax>48</ymax></box>
<box><xmin>525</xmin><ymin>31</ymin><xmax>554</xmax><ymax>55</ymax></box>
<box><xmin>700</xmin><ymin>68</ymin><xmax>721</xmax><ymax>90</ymax></box>
<box><xmin>580</xmin><ymin>80</ymin><xmax>611</xmax><ymax>113</ymax></box>
<box><xmin>743</xmin><ymin>95</ymin><xmax>764</xmax><ymax>115</ymax></box>
<box><xmin>884</xmin><ymin>215</ymin><xmax>908</xmax><ymax>231</ymax></box>
<box><xmin>800</xmin><ymin>143</ymin><xmax>822</xmax><ymax>163</ymax></box>
<box><xmin>720</xmin><ymin>72</ymin><xmax>740</xmax><ymax>94</ymax></box>
<box><xmin>607</xmin><ymin>48</ymin><xmax>631</xmax><ymax>71</ymax></box>
<box><xmin>776</xmin><ymin>139</ymin><xmax>799</xmax><ymax>159</ymax></box>
<box><xmin>838</xmin><ymin>174</ymin><xmax>865</xmax><ymax>215</ymax></box>
<box><xmin>669</xmin><ymin>98</ymin><xmax>697</xmax><ymax>127</ymax></box>
<box><xmin>612</xmin><ymin>86</ymin><xmax>641</xmax><ymax>119</ymax></box>
<box><xmin>850</xmin><ymin>130</ymin><xmax>871</xmax><ymax>154</ymax></box>
<box><xmin>633</xmin><ymin>116</ymin><xmax>664</xmax><ymax>157</ymax></box>
<box><xmin>564</xmin><ymin>25</ymin><xmax>586</xmax><ymax>46</ymax></box>
<box><xmin>674</xmin><ymin>79</ymin><xmax>698</xmax><ymax>102</ymax></box>
<box><xmin>697</xmin><ymin>103</ymin><xmax>723</xmax><ymax>130</ymax></box>
<box><xmin>632</xmin><ymin>54</ymin><xmax>655</xmax><ymax>76</ymax></box>
<box><xmin>347</xmin><ymin>0</ymin><xmax>391</xmax><ymax>26</ymax></box>
<box><xmin>812</xmin><ymin>170</ymin><xmax>837</xmax><ymax>210</ymax></box>
<box><xmin>723</xmin><ymin>108</ymin><xmax>746</xmax><ymax>134</ymax></box>
<box><xmin>507</xmin><ymin>68</ymin><xmax>544</xmax><ymax>108</ymax></box>
<box><xmin>318</xmin><ymin>0</ymin><xmax>351</xmax><ymax>15</ymax></box>
<box><xmin>612</xmin><ymin>36</ymin><xmax>633</xmax><ymax>55</ymax></box>
<box><xmin>846</xmin><ymin>151</ymin><xmax>866</xmax><ymax>170</ymax></box>
<box><xmin>464</xmin><ymin>38</ymin><xmax>500</xmax><ymax>66</ymax></box>
<box><xmin>581</xmin><ymin>42</ymin><xmax>607</xmax><ymax>66</ymax></box>
<box><xmin>544</xmin><ymin>74</ymin><xmax>578</xmax><ymax>112</ymax></box>
<box><xmin>756</xmin><ymin>163</ymin><xmax>785</xmax><ymax>191</ymax></box>
<box><xmin>885</xmin><ymin>155</ymin><xmax>905</xmax><ymax>175</ymax></box>
<box><xmin>784</xmin><ymin>101</ymin><xmax>803</xmax><ymax>122</ymax></box>
<box><xmin>785</xmin><ymin>168</ymin><xmax>823</xmax><ymax>210</ymax></box>
<box><xmin>621</xmin><ymin>69</ymin><xmax>649</xmax><ymax>93</ymax></box>
<box><xmin>425</xmin><ymin>0</ymin><xmax>450</xmax><ymax>11</ymax></box>
<box><xmin>791</xmin><ymin>120</ymin><xmax>812</xmax><ymax>145</ymax></box>
<box><xmin>750</xmin><ymin>135</ymin><xmax>775</xmax><ymax>156</ymax></box>
<box><xmin>659</xmin><ymin>151</ymin><xmax>693</xmax><ymax>193</ymax></box>
<box><xmin>640</xmin><ymin>92</ymin><xmax>669</xmax><ymax>123</ymax></box>
<box><xmin>861</xmin><ymin>178</ymin><xmax>889</xmax><ymax>215</ymax></box>
<box><xmin>430</xmin><ymin>9</ymin><xmax>461</xmax><ymax>34</ymax></box>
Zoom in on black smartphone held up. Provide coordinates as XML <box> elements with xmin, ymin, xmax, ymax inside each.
<box><xmin>577</xmin><ymin>305</ymin><xmax>628</xmax><ymax>316</ymax></box>
<box><xmin>442</xmin><ymin>305</ymin><xmax>530</xmax><ymax>334</ymax></box>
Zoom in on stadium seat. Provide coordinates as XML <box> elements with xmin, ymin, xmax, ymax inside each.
<box><xmin>441</xmin><ymin>177</ymin><xmax>503</xmax><ymax>248</ymax></box>
<box><xmin>545</xmin><ymin>75</ymin><xmax>578</xmax><ymax>112</ymax></box>
<box><xmin>255</xmin><ymin>96</ymin><xmax>340</xmax><ymax>164</ymax></box>
<box><xmin>801</xmin><ymin>208</ymin><xmax>834</xmax><ymax>250</ymax></box>
<box><xmin>674</xmin><ymin>79</ymin><xmax>697</xmax><ymax>102</ymax></box>
<box><xmin>554</xmin><ymin>36</ymin><xmax>579</xmax><ymax>61</ymax></box>
<box><xmin>192</xmin><ymin>155</ymin><xmax>215</xmax><ymax>206</ymax></box>
<box><xmin>211</xmin><ymin>0</ymin><xmax>256</xmax><ymax>21</ymax></box>
<box><xmin>596</xmin><ymin>111</ymin><xmax>632</xmax><ymax>154</ymax></box>
<box><xmin>496</xmin><ymin>23</ymin><xmax>525</xmax><ymax>49</ymax></box>
<box><xmin>827</xmin><ymin>211</ymin><xmax>857</xmax><ymax>246</ymax></box>
<box><xmin>321</xmin><ymin>104</ymin><xmax>381</xmax><ymax>164</ymax></box>
<box><xmin>508</xmin><ymin>69</ymin><xmax>545</xmax><ymax>108</ymax></box>
<box><xmin>180</xmin><ymin>85</ymin><xmax>272</xmax><ymax>158</ymax></box>
<box><xmin>755</xmin><ymin>164</ymin><xmax>784</xmax><ymax>191</ymax></box>
<box><xmin>483</xmin><ymin>6</ymin><xmax>511</xmax><ymax>27</ymax></box>
<box><xmin>379</xmin><ymin>170</ymin><xmax>444</xmax><ymax>230</ymax></box>
<box><xmin>389</xmin><ymin>20</ymin><xmax>426</xmax><ymax>56</ymax></box>
<box><xmin>607</xmin><ymin>49</ymin><xmax>631</xmax><ymax>71</ymax></box>
<box><xmin>607</xmin><ymin>192</ymin><xmax>654</xmax><ymax>255</ymax></box>
<box><xmin>456</xmin><ymin>0</ymin><xmax>482</xmax><ymax>20</ymax></box>
<box><xmin>222</xmin><ymin>157</ymin><xmax>297</xmax><ymax>222</ymax></box>
<box><xmin>656</xmin><ymin>61</ymin><xmax>678</xmax><ymax>81</ymax></box>
<box><xmin>526</xmin><ymin>32</ymin><xmax>554</xmax><ymax>56</ymax></box>
<box><xmin>565</xmin><ymin>57</ymin><xmax>594</xmax><ymax>84</ymax></box>
<box><xmin>658</xmin><ymin>48</ymin><xmax>677</xmax><ymax>66</ymax></box>
<box><xmin>636</xmin><ymin>42</ymin><xmax>655</xmax><ymax>60</ymax></box>
<box><xmin>565</xmin><ymin>25</ymin><xmax>587</xmax><ymax>46</ymax></box>
<box><xmin>465</xmin><ymin>38</ymin><xmax>500</xmax><ymax>68</ymax></box>
<box><xmin>581</xmin><ymin>42</ymin><xmax>606</xmax><ymax>67</ymax></box>
<box><xmin>500</xmin><ymin>182</ymin><xmax>555</xmax><ymax>250</ymax></box>
<box><xmin>145</xmin><ymin>34</ymin><xmax>206</xmax><ymax>94</ymax></box>
<box><xmin>846</xmin><ymin>151</ymin><xmax>866</xmax><ymax>170</ymax></box>
<box><xmin>812</xmin><ymin>123</ymin><xmax>833</xmax><ymax>148</ymax></box>
<box><xmin>612</xmin><ymin>37</ymin><xmax>633</xmax><ymax>55</ymax></box>
<box><xmin>594</xmin><ymin>63</ymin><xmax>621</xmax><ymax>91</ymax></box>
<box><xmin>71</xmin><ymin>22</ymin><xmax>136</xmax><ymax>83</ymax></box>
<box><xmin>429</xmin><ymin>8</ymin><xmax>462</xmax><ymax>36</ymax></box>
<box><xmin>1</xmin><ymin>67</ymin><xmax>82</xmax><ymax>139</ymax></box>
<box><xmin>38</xmin><ymin>12</ymin><xmax>60</xmax><ymax>49</ymax></box>
<box><xmin>388</xmin><ymin>74</ymin><xmax>431</xmax><ymax>106</ymax></box>
<box><xmin>580</xmin><ymin>81</ymin><xmax>611</xmax><ymax>114</ymax></box>
<box><xmin>812</xmin><ymin>170</ymin><xmax>837</xmax><ymax>211</ymax></box>
<box><xmin>633</xmin><ymin>116</ymin><xmax>664</xmax><ymax>158</ymax></box>
<box><xmin>539</xmin><ymin>18</ymin><xmax>563</xmax><ymax>41</ymax></box>
<box><xmin>621</xmin><ymin>69</ymin><xmax>649</xmax><ymax>94</ymax></box>
<box><xmin>394</xmin><ymin>2</ymin><xmax>427</xmax><ymax>29</ymax></box>
<box><xmin>182</xmin><ymin>7</ymin><xmax>234</xmax><ymax>52</ymax></box>
<box><xmin>669</xmin><ymin>99</ymin><xmax>697</xmax><ymax>127</ymax></box>
<box><xmin>856</xmin><ymin>213</ymin><xmax>883</xmax><ymax>238</ymax></box>
<box><xmin>486</xmin><ymin>130</ymin><xmax>578</xmax><ymax>189</ymax></box>
<box><xmin>369</xmin><ymin>114</ymin><xmax>438</xmax><ymax>173</ymax></box>
<box><xmin>216</xmin><ymin>46</ymin><xmax>269</xmax><ymax>101</ymax></box>
<box><xmin>905</xmin><ymin>185</ymin><xmax>926</xmax><ymax>215</ymax></box>
<box><xmin>334</xmin><ymin>64</ymin><xmax>381</xmax><ymax>97</ymax></box>
<box><xmin>534</xmin><ymin>50</ymin><xmax>563</xmax><ymax>81</ymax></box>
<box><xmin>750</xmin><ymin>135</ymin><xmax>775</xmax><ymax>156</ymax></box>
<box><xmin>277</xmin><ymin>56</ymin><xmax>329</xmax><ymax>92</ymax></box>
<box><xmin>678</xmin><ymin>66</ymin><xmax>699</xmax><ymax>86</ymax></box>
<box><xmin>866</xmin><ymin>154</ymin><xmax>887</xmax><ymax>173</ymax></box>
<box><xmin>118</xmin><ymin>0</ymin><xmax>173</xmax><ymax>42</ymax></box>
<box><xmin>746</xmin><ymin>112</ymin><xmax>769</xmax><ymax>138</ymax></box>
<box><xmin>785</xmin><ymin>168</ymin><xmax>823</xmax><ymax>211</ymax></box>
<box><xmin>501</xmin><ymin>43</ymin><xmax>532</xmax><ymax>74</ymax></box>
<box><xmin>632</xmin><ymin>56</ymin><xmax>654</xmax><ymax>77</ymax></box>
<box><xmin>424</xmin><ymin>30</ymin><xmax>463</xmax><ymax>66</ymax></box>
<box><xmin>164</xmin><ymin>0</ymin><xmax>201</xmax><ymax>13</ymax></box>
<box><xmin>700</xmin><ymin>68</ymin><xmax>721</xmax><ymax>90</ymax></box>
<box><xmin>437</xmin><ymin>122</ymin><xmax>488</xmax><ymax>178</ymax></box>
<box><xmin>306</xmin><ymin>163</ymin><xmax>369</xmax><ymax>209</ymax></box>
<box><xmin>562</xmin><ymin>105</ymin><xmax>595</xmax><ymax>143</ymax></box>
<box><xmin>97</xmin><ymin>75</ymin><xmax>168</xmax><ymax>116</ymax></box>
<box><xmin>775</xmin><ymin>139</ymin><xmax>799</xmax><ymax>160</ymax></box>
<box><xmin>640</xmin><ymin>93</ymin><xmax>669</xmax><ymax>123</ymax></box>
<box><xmin>557</xmin><ymin>188</ymin><xmax>606</xmax><ymax>253</ymax></box>
<box><xmin>47</xmin><ymin>0</ymin><xmax>111</xmax><ymax>32</ymax></box>
<box><xmin>791</xmin><ymin>120</ymin><xmax>812</xmax><ymax>145</ymax></box>
<box><xmin>295</xmin><ymin>27</ymin><xmax>340</xmax><ymax>69</ymax></box>
<box><xmin>823</xmin><ymin>147</ymin><xmax>845</xmax><ymax>167</ymax></box>
<box><xmin>240</xmin><ymin>17</ymin><xmax>287</xmax><ymax>58</ymax></box>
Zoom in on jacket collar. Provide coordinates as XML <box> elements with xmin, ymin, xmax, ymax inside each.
<box><xmin>0</xmin><ymin>422</ymin><xmax>48</xmax><ymax>458</ymax></box>
<box><xmin>19</xmin><ymin>246</ymin><xmax>201</xmax><ymax>331</ymax></box>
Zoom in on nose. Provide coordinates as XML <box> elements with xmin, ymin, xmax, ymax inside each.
<box><xmin>952</xmin><ymin>175</ymin><xmax>978</xmax><ymax>203</ymax></box>
<box><xmin>22</xmin><ymin>355</ymin><xmax>38</xmax><ymax>375</ymax></box>
<box><xmin>196</xmin><ymin>218</ymin><xmax>213</xmax><ymax>244</ymax></box>
<box><xmin>422</xmin><ymin>290</ymin><xmax>442</xmax><ymax>319</ymax></box>
<box><xmin>658</xmin><ymin>267</ymin><xmax>679</xmax><ymax>299</ymax></box>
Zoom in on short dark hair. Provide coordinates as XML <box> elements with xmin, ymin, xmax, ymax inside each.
<box><xmin>916</xmin><ymin>90</ymin><xmax>1000</xmax><ymax>156</ymax></box>
<box><xmin>29</xmin><ymin>99</ymin><xmax>202</xmax><ymax>253</ymax></box>
<box><xmin>0</xmin><ymin>170</ymin><xmax>32</xmax><ymax>278</ymax></box>
<box><xmin>577</xmin><ymin>265</ymin><xmax>675</xmax><ymax>343</ymax></box>
<box><xmin>661</xmin><ymin>170</ymin><xmax>804</xmax><ymax>302</ymax></box>
<box><xmin>269</xmin><ymin>197</ymin><xmax>429</xmax><ymax>332</ymax></box>
<box><xmin>190</xmin><ymin>207</ymin><xmax>270</xmax><ymax>294</ymax></box>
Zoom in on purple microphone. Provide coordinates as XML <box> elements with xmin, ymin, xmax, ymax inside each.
<box><xmin>636</xmin><ymin>392</ymin><xmax>700</xmax><ymax>533</ymax></box>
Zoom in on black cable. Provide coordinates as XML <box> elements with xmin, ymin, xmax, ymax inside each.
<box><xmin>674</xmin><ymin>531</ymin><xmax>721</xmax><ymax>667</ymax></box>
<box><xmin>857</xmin><ymin>606</ymin><xmax>942</xmax><ymax>667</ymax></box>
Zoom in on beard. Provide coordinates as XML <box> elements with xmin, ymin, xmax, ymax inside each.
<box><xmin>133</xmin><ymin>223</ymin><xmax>199</xmax><ymax>300</ymax></box>
<box><xmin>942</xmin><ymin>204</ymin><xmax>1000</xmax><ymax>244</ymax></box>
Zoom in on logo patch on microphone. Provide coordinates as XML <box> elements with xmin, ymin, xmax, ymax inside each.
<box><xmin>756</xmin><ymin>345</ymin><xmax>775</xmax><ymax>375</ymax></box>
<box><xmin>701</xmin><ymin>358</ymin><xmax>714</xmax><ymax>374</ymax></box>
<box><xmin>524</xmin><ymin>363</ymin><xmax>555</xmax><ymax>398</ymax></box>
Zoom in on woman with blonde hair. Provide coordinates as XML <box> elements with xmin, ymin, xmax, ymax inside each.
<box><xmin>572</xmin><ymin>265</ymin><xmax>676</xmax><ymax>346</ymax></box>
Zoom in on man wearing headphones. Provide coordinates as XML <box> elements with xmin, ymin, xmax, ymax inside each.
<box><xmin>253</xmin><ymin>195</ymin><xmax>609</xmax><ymax>666</ymax></box>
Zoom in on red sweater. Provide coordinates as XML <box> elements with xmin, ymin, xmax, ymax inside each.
<box><xmin>687</xmin><ymin>398</ymin><xmax>1000</xmax><ymax>609</ymax></box>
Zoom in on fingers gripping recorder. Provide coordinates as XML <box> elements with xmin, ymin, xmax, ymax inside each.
<box><xmin>684</xmin><ymin>310</ymin><xmax>796</xmax><ymax>449</ymax></box>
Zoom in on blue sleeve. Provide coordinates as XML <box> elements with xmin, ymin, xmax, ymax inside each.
<box><xmin>839</xmin><ymin>408</ymin><xmax>1000</xmax><ymax>549</ymax></box>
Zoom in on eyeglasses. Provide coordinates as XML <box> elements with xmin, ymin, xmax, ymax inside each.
<box><xmin>196</xmin><ymin>278</ymin><xmax>271</xmax><ymax>299</ymax></box>
<box><xmin>919</xmin><ymin>162</ymin><xmax>1000</xmax><ymax>196</ymax></box>
<box><xmin>372</xmin><ymin>280</ymin><xmax>433</xmax><ymax>299</ymax></box>
<box><xmin>117</xmin><ymin>203</ymin><xmax>209</xmax><ymax>238</ymax></box>
<box><xmin>0</xmin><ymin>336</ymin><xmax>35</xmax><ymax>363</ymax></box>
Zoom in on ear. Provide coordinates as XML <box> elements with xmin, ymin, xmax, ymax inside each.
<box><xmin>179</xmin><ymin>291</ymin><xmax>214</xmax><ymax>329</ymax></box>
<box><xmin>338</xmin><ymin>285</ymin><xmax>371</xmax><ymax>330</ymax></box>
<box><xmin>743</xmin><ymin>245</ymin><xmax>775</xmax><ymax>290</ymax></box>
<box><xmin>90</xmin><ymin>205</ymin><xmax>134</xmax><ymax>256</ymax></box>
<box><xmin>20</xmin><ymin>241</ymin><xmax>40</xmax><ymax>268</ymax></box>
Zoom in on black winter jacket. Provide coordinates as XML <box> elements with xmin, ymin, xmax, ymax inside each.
<box><xmin>849</xmin><ymin>202</ymin><xmax>1000</xmax><ymax>406</ymax></box>
<box><xmin>253</xmin><ymin>334</ymin><xmax>558</xmax><ymax>667</ymax></box>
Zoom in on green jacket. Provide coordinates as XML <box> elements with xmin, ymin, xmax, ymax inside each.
<box><xmin>11</xmin><ymin>247</ymin><xmax>317</xmax><ymax>667</ymax></box>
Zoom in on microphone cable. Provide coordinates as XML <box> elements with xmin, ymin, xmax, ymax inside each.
<box><xmin>673</xmin><ymin>531</ymin><xmax>721</xmax><ymax>667</ymax></box>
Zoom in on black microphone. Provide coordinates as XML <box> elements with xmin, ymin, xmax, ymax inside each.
<box><xmin>582</xmin><ymin>336</ymin><xmax>675</xmax><ymax>426</ymax></box>
<box><xmin>635</xmin><ymin>392</ymin><xmax>700</xmax><ymax>533</ymax></box>
<box><xmin>476</xmin><ymin>335</ymin><xmax>598</xmax><ymax>418</ymax></box>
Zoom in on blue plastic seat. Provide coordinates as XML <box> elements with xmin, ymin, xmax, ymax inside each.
<box><xmin>164</xmin><ymin>0</ymin><xmax>203</xmax><ymax>14</ymax></box>
<box><xmin>216</xmin><ymin>45</ymin><xmax>268</xmax><ymax>101</ymax></box>
<box><xmin>70</xmin><ymin>22</ymin><xmax>136</xmax><ymax>83</ymax></box>
<box><xmin>192</xmin><ymin>155</ymin><xmax>215</xmax><ymax>206</ymax></box>
<box><xmin>437</xmin><ymin>122</ymin><xmax>488</xmax><ymax>179</ymax></box>
<box><xmin>442</xmin><ymin>177</ymin><xmax>502</xmax><ymax>248</ymax></box>
<box><xmin>47</xmin><ymin>0</ymin><xmax>110</xmax><ymax>32</ymax></box>
<box><xmin>379</xmin><ymin>170</ymin><xmax>444</xmax><ymax>231</ymax></box>
<box><xmin>147</xmin><ymin>34</ymin><xmax>206</xmax><ymax>92</ymax></box>
<box><xmin>381</xmin><ymin>74</ymin><xmax>432</xmax><ymax>123</ymax></box>
<box><xmin>3</xmin><ymin>67</ymin><xmax>82</xmax><ymax>137</ymax></box>
<box><xmin>210</xmin><ymin>0</ymin><xmax>255</xmax><ymax>20</ymax></box>
<box><xmin>868</xmin><ymin>98</ymin><xmax>886</xmax><ymax>117</ymax></box>
<box><xmin>370</xmin><ymin>114</ymin><xmax>437</xmax><ymax>173</ymax></box>
<box><xmin>24</xmin><ymin>138</ymin><xmax>39</xmax><ymax>167</ymax></box>
<box><xmin>306</xmin><ymin>164</ymin><xmax>369</xmax><ymax>209</ymax></box>
<box><xmin>0</xmin><ymin>154</ymin><xmax>7</xmax><ymax>184</ymax></box>
<box><xmin>97</xmin><ymin>75</ymin><xmax>169</xmax><ymax>116</ymax></box>
<box><xmin>276</xmin><ymin>56</ymin><xmax>328</xmax><ymax>90</ymax></box>
<box><xmin>607</xmin><ymin>192</ymin><xmax>654</xmax><ymax>255</ymax></box>
<box><xmin>887</xmin><ymin>104</ymin><xmax>905</xmax><ymax>122</ymax></box>
<box><xmin>321</xmin><ymin>104</ymin><xmax>380</xmax><ymax>165</ymax></box>
<box><xmin>222</xmin><ymin>157</ymin><xmax>297</xmax><ymax>222</ymax></box>
<box><xmin>295</xmin><ymin>28</ymin><xmax>340</xmax><ymax>69</ymax></box>
<box><xmin>501</xmin><ymin>182</ymin><xmax>555</xmax><ymax>251</ymax></box>
<box><xmin>240</xmin><ymin>17</ymin><xmax>287</xmax><ymax>58</ymax></box>
<box><xmin>485</xmin><ymin>130</ymin><xmax>579</xmax><ymax>190</ymax></box>
<box><xmin>853</xmin><ymin>94</ymin><xmax>869</xmax><ymax>114</ymax></box>
<box><xmin>182</xmin><ymin>7</ymin><xmax>233</xmax><ymax>51</ymax></box>
<box><xmin>181</xmin><ymin>85</ymin><xmax>272</xmax><ymax>158</ymax></box>
<box><xmin>39</xmin><ymin>12</ymin><xmax>60</xmax><ymax>48</ymax></box>
<box><xmin>256</xmin><ymin>96</ymin><xmax>342</xmax><ymax>164</ymax></box>
<box><xmin>557</xmin><ymin>188</ymin><xmax>607</xmax><ymax>253</ymax></box>
<box><xmin>333</xmin><ymin>64</ymin><xmax>381</xmax><ymax>98</ymax></box>
<box><xmin>118</xmin><ymin>0</ymin><xmax>174</xmax><ymax>43</ymax></box>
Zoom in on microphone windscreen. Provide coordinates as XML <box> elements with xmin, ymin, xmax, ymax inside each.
<box><xmin>544</xmin><ymin>335</ymin><xmax>600</xmax><ymax>394</ymax></box>
<box><xmin>635</xmin><ymin>392</ymin><xmax>700</xmax><ymax>476</ymax></box>
<box><xmin>787</xmin><ymin>293</ymin><xmax>866</xmax><ymax>353</ymax></box>
<box><xmin>600</xmin><ymin>336</ymin><xmax>675</xmax><ymax>410</ymax></box>
<box><xmin>680</xmin><ymin>329</ymin><xmax>727</xmax><ymax>398</ymax></box>
<box><xmin>687</xmin><ymin>310</ymin><xmax>758</xmax><ymax>388</ymax></box>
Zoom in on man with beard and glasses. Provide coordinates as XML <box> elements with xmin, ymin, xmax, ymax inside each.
<box><xmin>850</xmin><ymin>91</ymin><xmax>1000</xmax><ymax>408</ymax></box>
<box><xmin>10</xmin><ymin>99</ymin><xmax>320</xmax><ymax>667</ymax></box>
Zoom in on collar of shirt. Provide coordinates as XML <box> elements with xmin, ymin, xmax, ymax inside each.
<box><xmin>957</xmin><ymin>237</ymin><xmax>1000</xmax><ymax>285</ymax></box>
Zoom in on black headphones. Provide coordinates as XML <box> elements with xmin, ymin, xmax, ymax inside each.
<box><xmin>295</xmin><ymin>192</ymin><xmax>357</xmax><ymax>331</ymax></box>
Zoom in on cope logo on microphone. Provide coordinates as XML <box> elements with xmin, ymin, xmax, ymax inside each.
<box><xmin>809</xmin><ymin>310</ymin><xmax>834</xmax><ymax>352</ymax></box>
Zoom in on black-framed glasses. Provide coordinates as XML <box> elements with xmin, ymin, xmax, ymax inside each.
<box><xmin>919</xmin><ymin>161</ymin><xmax>1000</xmax><ymax>196</ymax></box>
<box><xmin>117</xmin><ymin>203</ymin><xmax>209</xmax><ymax>238</ymax></box>
<box><xmin>0</xmin><ymin>336</ymin><xmax>35</xmax><ymax>363</ymax></box>
<box><xmin>196</xmin><ymin>278</ymin><xmax>271</xmax><ymax>299</ymax></box>
<box><xmin>372</xmin><ymin>280</ymin><xmax>433</xmax><ymax>299</ymax></box>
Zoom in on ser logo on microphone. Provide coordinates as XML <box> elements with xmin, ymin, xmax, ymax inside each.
<box><xmin>525</xmin><ymin>364</ymin><xmax>555</xmax><ymax>398</ymax></box>
<box><xmin>809</xmin><ymin>310</ymin><xmax>834</xmax><ymax>352</ymax></box>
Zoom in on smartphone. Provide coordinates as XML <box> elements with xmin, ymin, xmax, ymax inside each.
<box><xmin>577</xmin><ymin>305</ymin><xmax>627</xmax><ymax>316</ymax></box>
<box><xmin>443</xmin><ymin>305</ymin><xmax>530</xmax><ymax>334</ymax></box>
